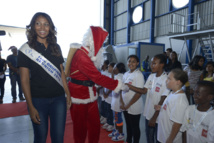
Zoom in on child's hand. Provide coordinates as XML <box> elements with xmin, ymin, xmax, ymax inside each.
<box><xmin>103</xmin><ymin>93</ymin><xmax>108</xmax><ymax>99</ymax></box>
<box><xmin>120</xmin><ymin>104</ymin><xmax>129</xmax><ymax>110</ymax></box>
<box><xmin>148</xmin><ymin>117</ymin><xmax>156</xmax><ymax>127</ymax></box>
<box><xmin>166</xmin><ymin>138</ymin><xmax>173</xmax><ymax>143</ymax></box>
<box><xmin>120</xmin><ymin>102</ymin><xmax>127</xmax><ymax>110</ymax></box>
<box><xmin>120</xmin><ymin>104</ymin><xmax>125</xmax><ymax>110</ymax></box>
<box><xmin>96</xmin><ymin>88</ymin><xmax>100</xmax><ymax>93</ymax></box>
<box><xmin>154</xmin><ymin>105</ymin><xmax>161</xmax><ymax>111</ymax></box>
<box><xmin>122</xmin><ymin>83</ymin><xmax>129</xmax><ymax>91</ymax></box>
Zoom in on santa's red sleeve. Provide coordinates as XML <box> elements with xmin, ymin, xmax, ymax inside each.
<box><xmin>77</xmin><ymin>51</ymin><xmax>122</xmax><ymax>93</ymax></box>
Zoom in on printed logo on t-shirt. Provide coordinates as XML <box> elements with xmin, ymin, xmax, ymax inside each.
<box><xmin>201</xmin><ymin>129</ymin><xmax>207</xmax><ymax>138</ymax></box>
<box><xmin>163</xmin><ymin>104</ymin><xmax>167</xmax><ymax>110</ymax></box>
<box><xmin>155</xmin><ymin>87</ymin><xmax>160</xmax><ymax>92</ymax></box>
<box><xmin>156</xmin><ymin>83</ymin><xmax>162</xmax><ymax>87</ymax></box>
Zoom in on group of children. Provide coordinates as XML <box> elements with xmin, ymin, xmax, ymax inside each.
<box><xmin>97</xmin><ymin>53</ymin><xmax>214</xmax><ymax>143</ymax></box>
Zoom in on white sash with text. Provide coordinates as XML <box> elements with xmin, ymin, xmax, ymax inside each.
<box><xmin>19</xmin><ymin>43</ymin><xmax>63</xmax><ymax>87</ymax></box>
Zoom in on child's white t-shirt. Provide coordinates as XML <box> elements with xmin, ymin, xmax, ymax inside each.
<box><xmin>157</xmin><ymin>92</ymin><xmax>189</xmax><ymax>143</ymax></box>
<box><xmin>122</xmin><ymin>69</ymin><xmax>145</xmax><ymax>115</ymax></box>
<box><xmin>99</xmin><ymin>70</ymin><xmax>109</xmax><ymax>101</ymax></box>
<box><xmin>104</xmin><ymin>72</ymin><xmax>112</xmax><ymax>104</ymax></box>
<box><xmin>111</xmin><ymin>73</ymin><xmax>123</xmax><ymax>112</ymax></box>
<box><xmin>143</xmin><ymin>72</ymin><xmax>170</xmax><ymax>122</ymax></box>
<box><xmin>180</xmin><ymin>105</ymin><xmax>214</xmax><ymax>143</ymax></box>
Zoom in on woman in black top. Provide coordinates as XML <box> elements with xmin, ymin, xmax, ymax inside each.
<box><xmin>18</xmin><ymin>12</ymin><xmax>71</xmax><ymax>143</ymax></box>
<box><xmin>166</xmin><ymin>51</ymin><xmax>182</xmax><ymax>72</ymax></box>
<box><xmin>0</xmin><ymin>52</ymin><xmax>7</xmax><ymax>104</ymax></box>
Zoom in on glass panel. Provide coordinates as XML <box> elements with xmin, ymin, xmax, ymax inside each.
<box><xmin>132</xmin><ymin>6</ymin><xmax>143</xmax><ymax>23</ymax></box>
<box><xmin>172</xmin><ymin>0</ymin><xmax>189</xmax><ymax>9</ymax></box>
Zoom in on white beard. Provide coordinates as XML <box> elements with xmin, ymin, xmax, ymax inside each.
<box><xmin>91</xmin><ymin>48</ymin><xmax>105</xmax><ymax>70</ymax></box>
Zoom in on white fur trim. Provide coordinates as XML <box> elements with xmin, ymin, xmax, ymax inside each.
<box><xmin>113</xmin><ymin>79</ymin><xmax>122</xmax><ymax>93</ymax></box>
<box><xmin>88</xmin><ymin>87</ymin><xmax>94</xmax><ymax>99</ymax></box>
<box><xmin>71</xmin><ymin>95</ymin><xmax>98</xmax><ymax>104</ymax></box>
<box><xmin>82</xmin><ymin>28</ymin><xmax>95</xmax><ymax>58</ymax></box>
<box><xmin>92</xmin><ymin>47</ymin><xmax>105</xmax><ymax>70</ymax></box>
<box><xmin>91</xmin><ymin>56</ymin><xmax>96</xmax><ymax>61</ymax></box>
<box><xmin>71</xmin><ymin>87</ymin><xmax>98</xmax><ymax>104</ymax></box>
<box><xmin>70</xmin><ymin>43</ymin><xmax>82</xmax><ymax>49</ymax></box>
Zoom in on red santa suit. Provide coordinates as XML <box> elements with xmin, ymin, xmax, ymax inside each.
<box><xmin>67</xmin><ymin>26</ymin><xmax>121</xmax><ymax>143</ymax></box>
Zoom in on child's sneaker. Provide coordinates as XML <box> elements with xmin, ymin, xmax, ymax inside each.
<box><xmin>106</xmin><ymin>125</ymin><xmax>114</xmax><ymax>131</ymax></box>
<box><xmin>102</xmin><ymin>123</ymin><xmax>109</xmax><ymax>129</ymax></box>
<box><xmin>108</xmin><ymin>129</ymin><xmax>118</xmax><ymax>137</ymax></box>
<box><xmin>100</xmin><ymin>117</ymin><xmax>107</xmax><ymax>124</ymax></box>
<box><xmin>100</xmin><ymin>116</ymin><xmax>104</xmax><ymax>122</ymax></box>
<box><xmin>112</xmin><ymin>133</ymin><xmax>125</xmax><ymax>141</ymax></box>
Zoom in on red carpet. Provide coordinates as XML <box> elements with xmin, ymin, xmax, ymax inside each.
<box><xmin>0</xmin><ymin>102</ymin><xmax>123</xmax><ymax>142</ymax></box>
<box><xmin>47</xmin><ymin>111</ymin><xmax>123</xmax><ymax>143</ymax></box>
<box><xmin>0</xmin><ymin>102</ymin><xmax>28</xmax><ymax>118</ymax></box>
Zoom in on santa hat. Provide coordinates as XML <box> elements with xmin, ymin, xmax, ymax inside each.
<box><xmin>82</xmin><ymin>26</ymin><xmax>108</xmax><ymax>61</ymax></box>
<box><xmin>8</xmin><ymin>46</ymin><xmax>17</xmax><ymax>50</ymax></box>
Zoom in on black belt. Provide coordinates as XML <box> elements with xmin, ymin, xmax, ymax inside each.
<box><xmin>68</xmin><ymin>78</ymin><xmax>94</xmax><ymax>87</ymax></box>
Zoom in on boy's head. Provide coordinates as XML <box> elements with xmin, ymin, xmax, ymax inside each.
<box><xmin>151</xmin><ymin>54</ymin><xmax>166</xmax><ymax>73</ymax></box>
<box><xmin>102</xmin><ymin>60</ymin><xmax>109</xmax><ymax>70</ymax></box>
<box><xmin>127</xmin><ymin>55</ymin><xmax>139</xmax><ymax>72</ymax></box>
<box><xmin>114</xmin><ymin>62</ymin><xmax>126</xmax><ymax>74</ymax></box>
<box><xmin>166</xmin><ymin>69</ymin><xmax>188</xmax><ymax>90</ymax></box>
<box><xmin>171</xmin><ymin>68</ymin><xmax>188</xmax><ymax>86</ymax></box>
<box><xmin>108</xmin><ymin>62</ymin><xmax>116</xmax><ymax>73</ymax></box>
<box><xmin>9</xmin><ymin>46</ymin><xmax>18</xmax><ymax>55</ymax></box>
<box><xmin>193</xmin><ymin>81</ymin><xmax>214</xmax><ymax>105</ymax></box>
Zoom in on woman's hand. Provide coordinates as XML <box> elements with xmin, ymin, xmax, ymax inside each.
<box><xmin>29</xmin><ymin>106</ymin><xmax>40</xmax><ymax>124</ymax></box>
<box><xmin>66</xmin><ymin>95</ymin><xmax>72</xmax><ymax>110</ymax></box>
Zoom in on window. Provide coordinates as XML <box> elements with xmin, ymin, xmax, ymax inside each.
<box><xmin>132</xmin><ymin>6</ymin><xmax>143</xmax><ymax>24</ymax></box>
<box><xmin>172</xmin><ymin>0</ymin><xmax>189</xmax><ymax>9</ymax></box>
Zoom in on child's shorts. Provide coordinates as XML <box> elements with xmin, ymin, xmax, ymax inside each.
<box><xmin>113</xmin><ymin>111</ymin><xmax>123</xmax><ymax>126</ymax></box>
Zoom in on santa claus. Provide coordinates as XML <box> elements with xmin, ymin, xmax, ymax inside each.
<box><xmin>65</xmin><ymin>26</ymin><xmax>122</xmax><ymax>143</ymax></box>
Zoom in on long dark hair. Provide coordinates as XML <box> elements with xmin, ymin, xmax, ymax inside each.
<box><xmin>26</xmin><ymin>12</ymin><xmax>61</xmax><ymax>56</ymax></box>
<box><xmin>189</xmin><ymin>55</ymin><xmax>205</xmax><ymax>70</ymax></box>
<box><xmin>171</xmin><ymin>51</ymin><xmax>178</xmax><ymax>62</ymax></box>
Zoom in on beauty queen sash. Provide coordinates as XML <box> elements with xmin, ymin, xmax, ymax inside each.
<box><xmin>19</xmin><ymin>43</ymin><xmax>63</xmax><ymax>87</ymax></box>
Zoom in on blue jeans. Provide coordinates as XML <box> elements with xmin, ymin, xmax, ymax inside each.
<box><xmin>106</xmin><ymin>102</ymin><xmax>113</xmax><ymax>126</ymax></box>
<box><xmin>145</xmin><ymin>119</ymin><xmax>160</xmax><ymax>143</ymax></box>
<box><xmin>9</xmin><ymin>74</ymin><xmax>23</xmax><ymax>99</ymax></box>
<box><xmin>31</xmin><ymin>95</ymin><xmax>67</xmax><ymax>143</ymax></box>
<box><xmin>100</xmin><ymin>100</ymin><xmax>108</xmax><ymax>118</ymax></box>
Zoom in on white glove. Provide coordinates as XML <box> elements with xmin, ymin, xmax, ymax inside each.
<box><xmin>121</xmin><ymin>83</ymin><xmax>129</xmax><ymax>92</ymax></box>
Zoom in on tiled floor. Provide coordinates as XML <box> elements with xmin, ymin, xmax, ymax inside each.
<box><xmin>0</xmin><ymin>76</ymin><xmax>148</xmax><ymax>143</ymax></box>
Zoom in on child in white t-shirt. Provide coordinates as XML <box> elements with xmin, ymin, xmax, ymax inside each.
<box><xmin>126</xmin><ymin>54</ymin><xmax>170</xmax><ymax>143</ymax></box>
<box><xmin>97</xmin><ymin>60</ymin><xmax>109</xmax><ymax>124</ymax></box>
<box><xmin>180</xmin><ymin>81</ymin><xmax>214</xmax><ymax>143</ymax></box>
<box><xmin>102</xmin><ymin>62</ymin><xmax>116</xmax><ymax>131</ymax></box>
<box><xmin>121</xmin><ymin>55</ymin><xmax>145</xmax><ymax>143</ymax></box>
<box><xmin>108</xmin><ymin>62</ymin><xmax>126</xmax><ymax>141</ymax></box>
<box><xmin>155</xmin><ymin>69</ymin><xmax>189</xmax><ymax>143</ymax></box>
